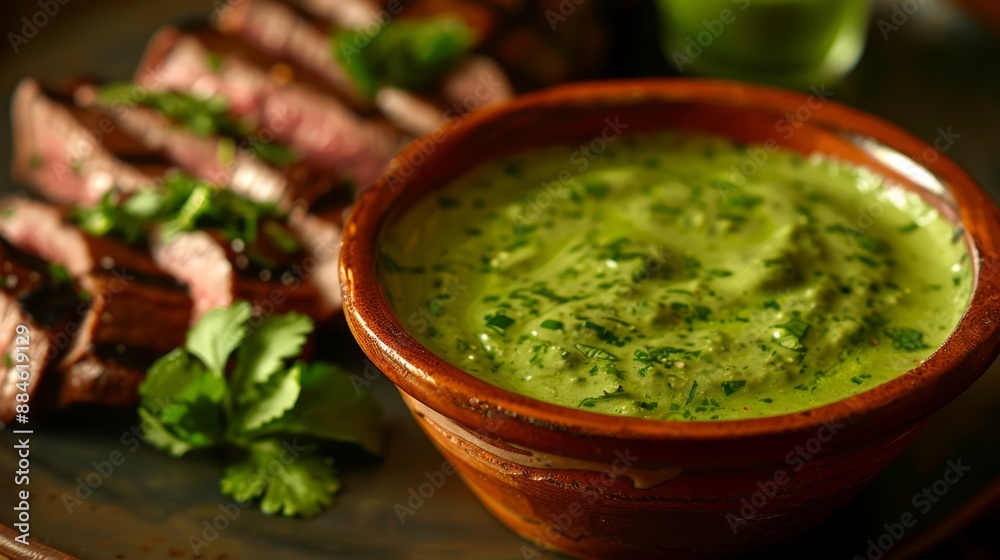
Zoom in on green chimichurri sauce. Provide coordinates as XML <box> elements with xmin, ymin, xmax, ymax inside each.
<box><xmin>379</xmin><ymin>132</ymin><xmax>973</xmax><ymax>420</ymax></box>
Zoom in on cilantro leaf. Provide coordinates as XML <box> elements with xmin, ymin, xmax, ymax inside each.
<box><xmin>121</xmin><ymin>188</ymin><xmax>169</xmax><ymax>219</ymax></box>
<box><xmin>139</xmin><ymin>348</ymin><xmax>227</xmax><ymax>404</ymax></box>
<box><xmin>884</xmin><ymin>327</ymin><xmax>929</xmax><ymax>351</ymax></box>
<box><xmin>577</xmin><ymin>385</ymin><xmax>625</xmax><ymax>408</ymax></box>
<box><xmin>137</xmin><ymin>302</ymin><xmax>383</xmax><ymax>518</ymax></box>
<box><xmin>484</xmin><ymin>313</ymin><xmax>515</xmax><ymax>333</ymax></box>
<box><xmin>262</xmin><ymin>221</ymin><xmax>302</xmax><ymax>254</ymax></box>
<box><xmin>774</xmin><ymin>319</ymin><xmax>809</xmax><ymax>351</ymax></box>
<box><xmin>331</xmin><ymin>16</ymin><xmax>473</xmax><ymax>98</ymax></box>
<box><xmin>72</xmin><ymin>172</ymin><xmax>295</xmax><ymax>268</ymax></box>
<box><xmin>150</xmin><ymin>399</ymin><xmax>226</xmax><ymax>453</ymax></box>
<box><xmin>138</xmin><ymin>349</ymin><xmax>226</xmax><ymax>453</ymax></box>
<box><xmin>47</xmin><ymin>263</ymin><xmax>73</xmax><ymax>285</ymax></box>
<box><xmin>237</xmin><ymin>363</ymin><xmax>302</xmax><ymax>433</ymax></box>
<box><xmin>575</xmin><ymin>343</ymin><xmax>618</xmax><ymax>361</ymax></box>
<box><xmin>157</xmin><ymin>183</ymin><xmax>213</xmax><ymax>240</ymax></box>
<box><xmin>722</xmin><ymin>380</ymin><xmax>747</xmax><ymax>396</ymax></box>
<box><xmin>259</xmin><ymin>454</ymin><xmax>341</xmax><ymax>517</ymax></box>
<box><xmin>686</xmin><ymin>380</ymin><xmax>699</xmax><ymax>405</ymax></box>
<box><xmin>220</xmin><ymin>439</ymin><xmax>341</xmax><ymax>518</ymax></box>
<box><xmin>74</xmin><ymin>192</ymin><xmax>135</xmax><ymax>242</ymax></box>
<box><xmin>246</xmin><ymin>362</ymin><xmax>384</xmax><ymax>455</ymax></box>
<box><xmin>98</xmin><ymin>83</ymin><xmax>249</xmax><ymax>138</ymax></box>
<box><xmin>233</xmin><ymin>312</ymin><xmax>313</xmax><ymax>388</ymax></box>
<box><xmin>725</xmin><ymin>191</ymin><xmax>763</xmax><ymax>209</ymax></box>
<box><xmin>219</xmin><ymin>448</ymin><xmax>267</xmax><ymax>503</ymax></box>
<box><xmin>138</xmin><ymin>408</ymin><xmax>198</xmax><ymax>457</ymax></box>
<box><xmin>248</xmin><ymin>140</ymin><xmax>300</xmax><ymax>167</ymax></box>
<box><xmin>186</xmin><ymin>302</ymin><xmax>252</xmax><ymax>375</ymax></box>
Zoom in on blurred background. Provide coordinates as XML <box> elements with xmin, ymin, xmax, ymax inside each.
<box><xmin>1</xmin><ymin>0</ymin><xmax>999</xmax><ymax>197</ymax></box>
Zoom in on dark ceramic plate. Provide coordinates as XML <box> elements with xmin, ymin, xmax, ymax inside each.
<box><xmin>1</xmin><ymin>0</ymin><xmax>999</xmax><ymax>558</ymax></box>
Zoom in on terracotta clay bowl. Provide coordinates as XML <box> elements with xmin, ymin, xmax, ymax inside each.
<box><xmin>339</xmin><ymin>79</ymin><xmax>1000</xmax><ymax>559</ymax></box>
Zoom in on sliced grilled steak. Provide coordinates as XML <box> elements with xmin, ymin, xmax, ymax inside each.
<box><xmin>290</xmin><ymin>0</ymin><xmax>514</xmax><ymax>135</ymax></box>
<box><xmin>135</xmin><ymin>27</ymin><xmax>396</xmax><ymax>186</ymax></box>
<box><xmin>373</xmin><ymin>87</ymin><xmax>448</xmax><ymax>137</ymax></box>
<box><xmin>151</xmin><ymin>218</ymin><xmax>342</xmax><ymax>321</ymax></box>
<box><xmin>0</xmin><ymin>294</ymin><xmax>50</xmax><ymax>424</ymax></box>
<box><xmin>3</xmin><ymin>238</ymin><xmax>82</xmax><ymax>341</ymax></box>
<box><xmin>76</xmin><ymin>272</ymin><xmax>191</xmax><ymax>356</ymax></box>
<box><xmin>214</xmin><ymin>0</ymin><xmax>366</xmax><ymax>106</ymax></box>
<box><xmin>286</xmin><ymin>204</ymin><xmax>342</xmax><ymax>312</ymax></box>
<box><xmin>150</xmin><ymin>229</ymin><xmax>235</xmax><ymax>320</ymax></box>
<box><xmin>14</xmin><ymin>75</ymin><xmax>351</xmax><ymax>326</ymax></box>
<box><xmin>0</xmin><ymin>199</ymin><xmax>191</xmax><ymax>359</ymax></box>
<box><xmin>294</xmin><ymin>0</ymin><xmax>379</xmax><ymax>28</ymax></box>
<box><xmin>214</xmin><ymin>0</ymin><xmax>451</xmax><ymax>136</ymax></box>
<box><xmin>0</xmin><ymin>197</ymin><xmax>95</xmax><ymax>277</ymax></box>
<box><xmin>11</xmin><ymin>79</ymin><xmax>157</xmax><ymax>205</ymax></box>
<box><xmin>440</xmin><ymin>55</ymin><xmax>513</xmax><ymax>112</ymax></box>
<box><xmin>0</xmin><ymin>241</ymin><xmax>149</xmax><ymax>420</ymax></box>
<box><xmin>9</xmin><ymin>91</ymin><xmax>346</xmax><ymax>324</ymax></box>
<box><xmin>49</xmin><ymin>345</ymin><xmax>148</xmax><ymax>410</ymax></box>
<box><xmin>0</xmin><ymin>197</ymin><xmax>164</xmax><ymax>279</ymax></box>
<box><xmin>75</xmin><ymin>82</ymin><xmax>341</xmax><ymax>207</ymax></box>
<box><xmin>74</xmin><ymin>83</ymin><xmax>297</xmax><ymax>207</ymax></box>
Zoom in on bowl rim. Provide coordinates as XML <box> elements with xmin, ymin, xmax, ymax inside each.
<box><xmin>340</xmin><ymin>78</ymin><xmax>1000</xmax><ymax>445</ymax></box>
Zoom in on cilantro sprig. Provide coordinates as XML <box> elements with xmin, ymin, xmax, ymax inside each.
<box><xmin>74</xmin><ymin>172</ymin><xmax>300</xmax><ymax>267</ymax></box>
<box><xmin>99</xmin><ymin>83</ymin><xmax>238</xmax><ymax>137</ymax></box>
<box><xmin>331</xmin><ymin>16</ymin><xmax>473</xmax><ymax>98</ymax></box>
<box><xmin>97</xmin><ymin>83</ymin><xmax>298</xmax><ymax>166</ymax></box>
<box><xmin>138</xmin><ymin>302</ymin><xmax>383</xmax><ymax>517</ymax></box>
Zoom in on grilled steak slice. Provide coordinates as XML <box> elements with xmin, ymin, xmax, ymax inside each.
<box><xmin>76</xmin><ymin>272</ymin><xmax>191</xmax><ymax>356</ymax></box>
<box><xmin>372</xmin><ymin>87</ymin><xmax>449</xmax><ymax>137</ymax></box>
<box><xmin>214</xmin><ymin>0</ymin><xmax>366</xmax><ymax>106</ymax></box>
<box><xmin>213</xmin><ymin>0</ymin><xmax>447</xmax><ymax>136</ymax></box>
<box><xmin>13</xmin><ymin>83</ymin><xmax>340</xmax><ymax>212</ymax></box>
<box><xmin>49</xmin><ymin>345</ymin><xmax>148</xmax><ymax>410</ymax></box>
<box><xmin>294</xmin><ymin>0</ymin><xmax>380</xmax><ymax>28</ymax></box>
<box><xmin>0</xmin><ymin>199</ymin><xmax>191</xmax><ymax>359</ymax></box>
<box><xmin>286</xmin><ymin>204</ymin><xmax>342</xmax><ymax>312</ymax></box>
<box><xmin>74</xmin><ymin>84</ymin><xmax>296</xmax><ymax>207</ymax></box>
<box><xmin>9</xmin><ymin>83</ymin><xmax>340</xmax><ymax>320</ymax></box>
<box><xmin>0</xmin><ymin>295</ymin><xmax>50</xmax><ymax>424</ymax></box>
<box><xmin>152</xmin><ymin>218</ymin><xmax>342</xmax><ymax>321</ymax></box>
<box><xmin>440</xmin><ymin>55</ymin><xmax>513</xmax><ymax>112</ymax></box>
<box><xmin>136</xmin><ymin>27</ymin><xmax>396</xmax><ymax>187</ymax></box>
<box><xmin>290</xmin><ymin>0</ymin><xmax>514</xmax><ymax>135</ymax></box>
<box><xmin>150</xmin><ymin>229</ymin><xmax>235</xmax><ymax>321</ymax></box>
<box><xmin>0</xmin><ymin>197</ymin><xmax>165</xmax><ymax>279</ymax></box>
<box><xmin>0</xmin><ymin>241</ymin><xmax>152</xmax><ymax>420</ymax></box>
<box><xmin>0</xmin><ymin>197</ymin><xmax>97</xmax><ymax>277</ymax></box>
<box><xmin>9</xmin><ymin>97</ymin><xmax>345</xmax><ymax>324</ymax></box>
<box><xmin>11</xmin><ymin>79</ymin><xmax>157</xmax><ymax>205</ymax></box>
<box><xmin>75</xmin><ymin>82</ymin><xmax>342</xmax><ymax>208</ymax></box>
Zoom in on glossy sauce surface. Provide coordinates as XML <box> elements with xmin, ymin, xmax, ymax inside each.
<box><xmin>380</xmin><ymin>133</ymin><xmax>972</xmax><ymax>420</ymax></box>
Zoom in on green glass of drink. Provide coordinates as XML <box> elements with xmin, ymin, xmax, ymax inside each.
<box><xmin>657</xmin><ymin>0</ymin><xmax>872</xmax><ymax>89</ymax></box>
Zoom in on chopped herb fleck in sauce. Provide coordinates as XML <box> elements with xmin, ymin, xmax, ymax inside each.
<box><xmin>380</xmin><ymin>132</ymin><xmax>972</xmax><ymax>420</ymax></box>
